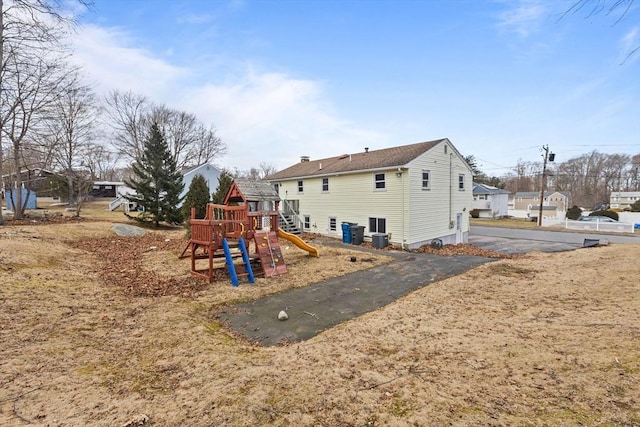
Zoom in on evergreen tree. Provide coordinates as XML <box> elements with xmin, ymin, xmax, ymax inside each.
<box><xmin>124</xmin><ymin>123</ymin><xmax>185</xmax><ymax>226</ymax></box>
<box><xmin>182</xmin><ymin>173</ymin><xmax>210</xmax><ymax>220</ymax></box>
<box><xmin>566</xmin><ymin>205</ymin><xmax>582</xmax><ymax>220</ymax></box>
<box><xmin>212</xmin><ymin>170</ymin><xmax>234</xmax><ymax>204</ymax></box>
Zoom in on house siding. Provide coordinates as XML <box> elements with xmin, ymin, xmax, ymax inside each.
<box><xmin>179</xmin><ymin>164</ymin><xmax>222</xmax><ymax>206</ymax></box>
<box><xmin>405</xmin><ymin>141</ymin><xmax>472</xmax><ymax>248</ymax></box>
<box><xmin>279</xmin><ymin>170</ymin><xmax>404</xmax><ymax>240</ymax></box>
<box><xmin>272</xmin><ymin>139</ymin><xmax>472</xmax><ymax>249</ymax></box>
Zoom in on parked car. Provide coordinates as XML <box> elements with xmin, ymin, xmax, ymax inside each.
<box><xmin>578</xmin><ymin>216</ymin><xmax>618</xmax><ymax>222</ymax></box>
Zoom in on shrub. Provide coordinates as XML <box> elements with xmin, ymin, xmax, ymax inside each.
<box><xmin>566</xmin><ymin>205</ymin><xmax>582</xmax><ymax>220</ymax></box>
<box><xmin>589</xmin><ymin>210</ymin><xmax>619</xmax><ymax>221</ymax></box>
<box><xmin>470</xmin><ymin>209</ymin><xmax>480</xmax><ymax>218</ymax></box>
<box><xmin>630</xmin><ymin>200</ymin><xmax>640</xmax><ymax>212</ymax></box>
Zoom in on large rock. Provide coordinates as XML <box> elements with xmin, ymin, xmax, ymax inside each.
<box><xmin>110</xmin><ymin>223</ymin><xmax>148</xmax><ymax>237</ymax></box>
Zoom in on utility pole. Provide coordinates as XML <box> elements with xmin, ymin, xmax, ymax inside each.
<box><xmin>537</xmin><ymin>145</ymin><xmax>555</xmax><ymax>226</ymax></box>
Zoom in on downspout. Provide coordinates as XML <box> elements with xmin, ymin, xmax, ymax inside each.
<box><xmin>449</xmin><ymin>153</ymin><xmax>453</xmax><ymax>228</ymax></box>
<box><xmin>401</xmin><ymin>169</ymin><xmax>405</xmax><ymax>250</ymax></box>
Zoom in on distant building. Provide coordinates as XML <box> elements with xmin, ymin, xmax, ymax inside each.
<box><xmin>472</xmin><ymin>183</ymin><xmax>509</xmax><ymax>218</ymax></box>
<box><xmin>179</xmin><ymin>163</ymin><xmax>223</xmax><ymax>205</ymax></box>
<box><xmin>509</xmin><ymin>191</ymin><xmax>570</xmax><ymax>219</ymax></box>
<box><xmin>610</xmin><ymin>191</ymin><xmax>640</xmax><ymax>210</ymax></box>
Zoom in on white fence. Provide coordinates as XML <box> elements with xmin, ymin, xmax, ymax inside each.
<box><xmin>564</xmin><ymin>219</ymin><xmax>635</xmax><ymax>233</ymax></box>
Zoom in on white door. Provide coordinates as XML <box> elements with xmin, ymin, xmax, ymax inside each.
<box><xmin>456</xmin><ymin>213</ymin><xmax>464</xmax><ymax>244</ymax></box>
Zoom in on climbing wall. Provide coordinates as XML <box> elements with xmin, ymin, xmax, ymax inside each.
<box><xmin>254</xmin><ymin>231</ymin><xmax>288</xmax><ymax>277</ymax></box>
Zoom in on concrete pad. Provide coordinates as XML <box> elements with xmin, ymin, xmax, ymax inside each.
<box><xmin>110</xmin><ymin>223</ymin><xmax>148</xmax><ymax>237</ymax></box>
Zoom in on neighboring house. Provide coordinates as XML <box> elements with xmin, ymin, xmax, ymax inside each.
<box><xmin>610</xmin><ymin>191</ymin><xmax>640</xmax><ymax>210</ymax></box>
<box><xmin>109</xmin><ymin>163</ymin><xmax>223</xmax><ymax>212</ymax></box>
<box><xmin>180</xmin><ymin>163</ymin><xmax>222</xmax><ymax>204</ymax></box>
<box><xmin>90</xmin><ymin>181</ymin><xmax>127</xmax><ymax>198</ymax></box>
<box><xmin>265</xmin><ymin>138</ymin><xmax>473</xmax><ymax>249</ymax></box>
<box><xmin>509</xmin><ymin>191</ymin><xmax>570</xmax><ymax>219</ymax></box>
<box><xmin>472</xmin><ymin>183</ymin><xmax>509</xmax><ymax>218</ymax></box>
<box><xmin>2</xmin><ymin>168</ymin><xmax>59</xmax><ymax>198</ymax></box>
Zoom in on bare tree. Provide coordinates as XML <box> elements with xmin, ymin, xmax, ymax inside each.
<box><xmin>104</xmin><ymin>89</ymin><xmax>226</xmax><ymax>169</ymax></box>
<box><xmin>237</xmin><ymin>162</ymin><xmax>278</xmax><ymax>180</ymax></box>
<box><xmin>560</xmin><ymin>0</ymin><xmax>638</xmax><ymax>63</ymax></box>
<box><xmin>1</xmin><ymin>45</ymin><xmax>75</xmax><ymax>218</ymax></box>
<box><xmin>503</xmin><ymin>160</ymin><xmax>541</xmax><ymax>194</ymax></box>
<box><xmin>0</xmin><ymin>0</ymin><xmax>91</xmax><ymax>222</ymax></box>
<box><xmin>103</xmin><ymin>89</ymin><xmax>149</xmax><ymax>161</ymax></box>
<box><xmin>81</xmin><ymin>142</ymin><xmax>120</xmax><ymax>181</ymax></box>
<box><xmin>45</xmin><ymin>73</ymin><xmax>98</xmax><ymax>214</ymax></box>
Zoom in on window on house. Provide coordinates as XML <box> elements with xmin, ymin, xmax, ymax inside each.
<box><xmin>322</xmin><ymin>177</ymin><xmax>329</xmax><ymax>192</ymax></box>
<box><xmin>458</xmin><ymin>174</ymin><xmax>465</xmax><ymax>191</ymax></box>
<box><xmin>369</xmin><ymin>217</ymin><xmax>386</xmax><ymax>233</ymax></box>
<box><xmin>329</xmin><ymin>217</ymin><xmax>337</xmax><ymax>231</ymax></box>
<box><xmin>422</xmin><ymin>170</ymin><xmax>430</xmax><ymax>190</ymax></box>
<box><xmin>304</xmin><ymin>215</ymin><xmax>310</xmax><ymax>230</ymax></box>
<box><xmin>374</xmin><ymin>173</ymin><xmax>386</xmax><ymax>190</ymax></box>
<box><xmin>297</xmin><ymin>180</ymin><xmax>303</xmax><ymax>193</ymax></box>
<box><xmin>444</xmin><ymin>145</ymin><xmax>448</xmax><ymax>154</ymax></box>
<box><xmin>273</xmin><ymin>183</ymin><xmax>279</xmax><ymax>194</ymax></box>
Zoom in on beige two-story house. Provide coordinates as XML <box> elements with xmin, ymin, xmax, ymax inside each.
<box><xmin>610</xmin><ymin>191</ymin><xmax>640</xmax><ymax>210</ymax></box>
<box><xmin>266</xmin><ymin>138</ymin><xmax>473</xmax><ymax>249</ymax></box>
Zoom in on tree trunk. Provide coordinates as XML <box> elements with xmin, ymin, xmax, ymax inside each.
<box><xmin>13</xmin><ymin>143</ymin><xmax>24</xmax><ymax>219</ymax></box>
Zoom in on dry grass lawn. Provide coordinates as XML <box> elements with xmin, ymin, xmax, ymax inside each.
<box><xmin>1</xmin><ymin>202</ymin><xmax>639</xmax><ymax>426</ymax></box>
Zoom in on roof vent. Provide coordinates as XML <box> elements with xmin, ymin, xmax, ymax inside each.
<box><xmin>300</xmin><ymin>156</ymin><xmax>310</xmax><ymax>163</ymax></box>
<box><xmin>364</xmin><ymin>147</ymin><xmax>369</xmax><ymax>153</ymax></box>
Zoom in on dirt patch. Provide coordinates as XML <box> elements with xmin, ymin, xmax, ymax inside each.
<box><xmin>1</xmin><ymin>217</ymin><xmax>639</xmax><ymax>426</ymax></box>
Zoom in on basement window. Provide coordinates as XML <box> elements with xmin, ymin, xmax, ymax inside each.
<box><xmin>369</xmin><ymin>217</ymin><xmax>386</xmax><ymax>233</ymax></box>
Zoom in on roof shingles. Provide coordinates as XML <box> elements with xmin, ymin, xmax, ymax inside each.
<box><xmin>266</xmin><ymin>139</ymin><xmax>445</xmax><ymax>180</ymax></box>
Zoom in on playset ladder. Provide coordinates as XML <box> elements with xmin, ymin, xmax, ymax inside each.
<box><xmin>223</xmin><ymin>237</ymin><xmax>255</xmax><ymax>286</ymax></box>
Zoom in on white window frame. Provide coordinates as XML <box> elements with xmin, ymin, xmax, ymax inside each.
<box><xmin>304</xmin><ymin>215</ymin><xmax>310</xmax><ymax>230</ymax></box>
<box><xmin>297</xmin><ymin>180</ymin><xmax>304</xmax><ymax>193</ymax></box>
<box><xmin>374</xmin><ymin>173</ymin><xmax>386</xmax><ymax>190</ymax></box>
<box><xmin>458</xmin><ymin>174</ymin><xmax>465</xmax><ymax>191</ymax></box>
<box><xmin>329</xmin><ymin>216</ymin><xmax>337</xmax><ymax>232</ymax></box>
<box><xmin>422</xmin><ymin>170</ymin><xmax>430</xmax><ymax>190</ymax></box>
<box><xmin>322</xmin><ymin>177</ymin><xmax>329</xmax><ymax>193</ymax></box>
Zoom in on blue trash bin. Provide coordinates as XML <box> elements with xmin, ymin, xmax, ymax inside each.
<box><xmin>341</xmin><ymin>222</ymin><xmax>356</xmax><ymax>243</ymax></box>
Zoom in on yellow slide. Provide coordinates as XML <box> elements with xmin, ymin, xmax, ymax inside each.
<box><xmin>277</xmin><ymin>229</ymin><xmax>320</xmax><ymax>257</ymax></box>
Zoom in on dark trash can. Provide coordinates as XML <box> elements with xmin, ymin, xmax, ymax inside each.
<box><xmin>351</xmin><ymin>225</ymin><xmax>365</xmax><ymax>245</ymax></box>
<box><xmin>372</xmin><ymin>233</ymin><xmax>388</xmax><ymax>249</ymax></box>
<box><xmin>341</xmin><ymin>222</ymin><xmax>356</xmax><ymax>244</ymax></box>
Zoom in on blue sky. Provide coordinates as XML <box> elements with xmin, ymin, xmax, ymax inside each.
<box><xmin>71</xmin><ymin>0</ymin><xmax>640</xmax><ymax>175</ymax></box>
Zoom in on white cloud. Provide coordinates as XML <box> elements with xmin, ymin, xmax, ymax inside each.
<box><xmin>177</xmin><ymin>70</ymin><xmax>386</xmax><ymax>170</ymax></box>
<box><xmin>70</xmin><ymin>23</ymin><xmax>385</xmax><ymax>171</ymax></box>
<box><xmin>497</xmin><ymin>0</ymin><xmax>548</xmax><ymax>38</ymax></box>
<box><xmin>70</xmin><ymin>24</ymin><xmax>190</xmax><ymax>99</ymax></box>
<box><xmin>619</xmin><ymin>26</ymin><xmax>640</xmax><ymax>64</ymax></box>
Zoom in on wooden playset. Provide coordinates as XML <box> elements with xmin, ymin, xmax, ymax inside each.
<box><xmin>180</xmin><ymin>203</ymin><xmax>289</xmax><ymax>284</ymax></box>
<box><xmin>180</xmin><ymin>180</ymin><xmax>318</xmax><ymax>285</ymax></box>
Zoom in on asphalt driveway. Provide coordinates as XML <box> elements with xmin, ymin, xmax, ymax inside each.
<box><xmin>217</xmin><ymin>245</ymin><xmax>494</xmax><ymax>347</ymax></box>
<box><xmin>217</xmin><ymin>227</ymin><xmax>639</xmax><ymax>346</ymax></box>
